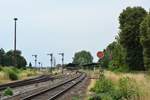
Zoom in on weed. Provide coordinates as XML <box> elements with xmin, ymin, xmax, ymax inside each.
<box><xmin>3</xmin><ymin>87</ymin><xmax>13</xmax><ymax>96</ymax></box>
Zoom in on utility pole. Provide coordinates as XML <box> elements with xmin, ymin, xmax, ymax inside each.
<box><xmin>58</xmin><ymin>53</ymin><xmax>64</xmax><ymax>73</ymax></box>
<box><xmin>47</xmin><ymin>53</ymin><xmax>53</xmax><ymax>71</ymax></box>
<box><xmin>32</xmin><ymin>55</ymin><xmax>37</xmax><ymax>67</ymax></box>
<box><xmin>14</xmin><ymin>18</ymin><xmax>18</xmax><ymax>67</ymax></box>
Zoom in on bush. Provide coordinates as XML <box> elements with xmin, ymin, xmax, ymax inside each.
<box><xmin>8</xmin><ymin>70</ymin><xmax>18</xmax><ymax>80</ymax></box>
<box><xmin>90</xmin><ymin>74</ymin><xmax>115</xmax><ymax>100</ymax></box>
<box><xmin>72</xmin><ymin>96</ymin><xmax>80</xmax><ymax>100</ymax></box>
<box><xmin>3</xmin><ymin>67</ymin><xmax>19</xmax><ymax>80</ymax></box>
<box><xmin>0</xmin><ymin>66</ymin><xmax>3</xmax><ymax>71</ymax></box>
<box><xmin>108</xmin><ymin>61</ymin><xmax>129</xmax><ymax>72</ymax></box>
<box><xmin>11</xmin><ymin>67</ymin><xmax>21</xmax><ymax>73</ymax></box>
<box><xmin>91</xmin><ymin>77</ymin><xmax>114</xmax><ymax>93</ymax></box>
<box><xmin>118</xmin><ymin>77</ymin><xmax>139</xmax><ymax>99</ymax></box>
<box><xmin>89</xmin><ymin>73</ymin><xmax>140</xmax><ymax>100</ymax></box>
<box><xmin>3</xmin><ymin>87</ymin><xmax>13</xmax><ymax>96</ymax></box>
<box><xmin>89</xmin><ymin>93</ymin><xmax>113</xmax><ymax>100</ymax></box>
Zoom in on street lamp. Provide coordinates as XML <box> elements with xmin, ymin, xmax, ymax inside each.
<box><xmin>14</xmin><ymin>18</ymin><xmax>18</xmax><ymax>66</ymax></box>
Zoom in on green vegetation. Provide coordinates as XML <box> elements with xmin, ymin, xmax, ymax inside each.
<box><xmin>140</xmin><ymin>13</ymin><xmax>150</xmax><ymax>70</ymax></box>
<box><xmin>1</xmin><ymin>67</ymin><xmax>20</xmax><ymax>80</ymax></box>
<box><xmin>0</xmin><ymin>49</ymin><xmax>27</xmax><ymax>68</ymax></box>
<box><xmin>73</xmin><ymin>50</ymin><xmax>93</xmax><ymax>65</ymax></box>
<box><xmin>0</xmin><ymin>66</ymin><xmax>40</xmax><ymax>83</ymax></box>
<box><xmin>4</xmin><ymin>68</ymin><xmax>19</xmax><ymax>80</ymax></box>
<box><xmin>89</xmin><ymin>72</ymin><xmax>140</xmax><ymax>100</ymax></box>
<box><xmin>91</xmin><ymin>6</ymin><xmax>150</xmax><ymax>100</ymax></box>
<box><xmin>100</xmin><ymin>6</ymin><xmax>150</xmax><ymax>72</ymax></box>
<box><xmin>3</xmin><ymin>87</ymin><xmax>13</xmax><ymax>96</ymax></box>
<box><xmin>119</xmin><ymin>7</ymin><xmax>147</xmax><ymax>70</ymax></box>
<box><xmin>72</xmin><ymin>96</ymin><xmax>80</xmax><ymax>100</ymax></box>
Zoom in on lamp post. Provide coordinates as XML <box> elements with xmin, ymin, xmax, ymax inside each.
<box><xmin>14</xmin><ymin>18</ymin><xmax>18</xmax><ymax>66</ymax></box>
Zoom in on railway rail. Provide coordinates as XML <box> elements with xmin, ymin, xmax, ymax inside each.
<box><xmin>0</xmin><ymin>73</ymin><xmax>67</xmax><ymax>91</ymax></box>
<box><xmin>23</xmin><ymin>72</ymin><xmax>86</xmax><ymax>100</ymax></box>
<box><xmin>3</xmin><ymin>72</ymin><xmax>86</xmax><ymax>100</ymax></box>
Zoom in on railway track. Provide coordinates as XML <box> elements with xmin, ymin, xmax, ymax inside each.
<box><xmin>3</xmin><ymin>72</ymin><xmax>86</xmax><ymax>100</ymax></box>
<box><xmin>23</xmin><ymin>72</ymin><xmax>86</xmax><ymax>100</ymax></box>
<box><xmin>0</xmin><ymin>73</ymin><xmax>67</xmax><ymax>91</ymax></box>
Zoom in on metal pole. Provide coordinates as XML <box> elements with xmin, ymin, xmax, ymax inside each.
<box><xmin>58</xmin><ymin>53</ymin><xmax>64</xmax><ymax>73</ymax></box>
<box><xmin>14</xmin><ymin>18</ymin><xmax>18</xmax><ymax>67</ymax></box>
<box><xmin>38</xmin><ymin>62</ymin><xmax>41</xmax><ymax>67</ymax></box>
<box><xmin>38</xmin><ymin>62</ymin><xmax>41</xmax><ymax>70</ymax></box>
<box><xmin>32</xmin><ymin>55</ymin><xmax>37</xmax><ymax>67</ymax></box>
<box><xmin>47</xmin><ymin>53</ymin><xmax>53</xmax><ymax>72</ymax></box>
<box><xmin>53</xmin><ymin>57</ymin><xmax>56</xmax><ymax>67</ymax></box>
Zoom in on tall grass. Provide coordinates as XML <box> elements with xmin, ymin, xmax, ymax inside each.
<box><xmin>0</xmin><ymin>66</ymin><xmax>41</xmax><ymax>83</ymax></box>
<box><xmin>1</xmin><ymin>67</ymin><xmax>19</xmax><ymax>80</ymax></box>
<box><xmin>89</xmin><ymin>70</ymin><xmax>150</xmax><ymax>100</ymax></box>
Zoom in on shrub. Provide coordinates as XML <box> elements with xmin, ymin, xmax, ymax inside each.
<box><xmin>90</xmin><ymin>74</ymin><xmax>115</xmax><ymax>100</ymax></box>
<box><xmin>8</xmin><ymin>70</ymin><xmax>18</xmax><ymax>80</ymax></box>
<box><xmin>89</xmin><ymin>73</ymin><xmax>140</xmax><ymax>100</ymax></box>
<box><xmin>109</xmin><ymin>61</ymin><xmax>129</xmax><ymax>72</ymax></box>
<box><xmin>3</xmin><ymin>87</ymin><xmax>13</xmax><ymax>96</ymax></box>
<box><xmin>118</xmin><ymin>77</ymin><xmax>139</xmax><ymax>99</ymax></box>
<box><xmin>0</xmin><ymin>66</ymin><xmax>3</xmax><ymax>71</ymax></box>
<box><xmin>3</xmin><ymin>67</ymin><xmax>19</xmax><ymax>80</ymax></box>
<box><xmin>91</xmin><ymin>77</ymin><xmax>114</xmax><ymax>94</ymax></box>
<box><xmin>11</xmin><ymin>67</ymin><xmax>21</xmax><ymax>73</ymax></box>
<box><xmin>89</xmin><ymin>93</ymin><xmax>113</xmax><ymax>100</ymax></box>
<box><xmin>72</xmin><ymin>96</ymin><xmax>80</xmax><ymax>100</ymax></box>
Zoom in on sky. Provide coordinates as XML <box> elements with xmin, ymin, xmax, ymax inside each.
<box><xmin>0</xmin><ymin>0</ymin><xmax>149</xmax><ymax>67</ymax></box>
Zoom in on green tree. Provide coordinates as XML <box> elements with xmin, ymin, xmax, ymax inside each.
<box><xmin>119</xmin><ymin>7</ymin><xmax>147</xmax><ymax>70</ymax></box>
<box><xmin>4</xmin><ymin>50</ymin><xmax>27</xmax><ymax>67</ymax></box>
<box><xmin>100</xmin><ymin>40</ymin><xmax>126</xmax><ymax>71</ymax></box>
<box><xmin>0</xmin><ymin>48</ymin><xmax>5</xmax><ymax>66</ymax></box>
<box><xmin>140</xmin><ymin>13</ymin><xmax>150</xmax><ymax>70</ymax></box>
<box><xmin>73</xmin><ymin>50</ymin><xmax>93</xmax><ymax>65</ymax></box>
<box><xmin>99</xmin><ymin>49</ymin><xmax>110</xmax><ymax>68</ymax></box>
<box><xmin>29</xmin><ymin>62</ymin><xmax>32</xmax><ymax>67</ymax></box>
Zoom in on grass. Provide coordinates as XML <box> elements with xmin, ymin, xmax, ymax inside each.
<box><xmin>108</xmin><ymin>71</ymin><xmax>150</xmax><ymax>100</ymax></box>
<box><xmin>0</xmin><ymin>66</ymin><xmax>43</xmax><ymax>83</ymax></box>
<box><xmin>87</xmin><ymin>69</ymin><xmax>150</xmax><ymax>100</ymax></box>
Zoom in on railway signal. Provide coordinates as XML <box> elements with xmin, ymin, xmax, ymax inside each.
<box><xmin>38</xmin><ymin>62</ymin><xmax>41</xmax><ymax>67</ymax></box>
<box><xmin>97</xmin><ymin>51</ymin><xmax>104</xmax><ymax>59</ymax></box>
<box><xmin>58</xmin><ymin>53</ymin><xmax>64</xmax><ymax>73</ymax></box>
<box><xmin>47</xmin><ymin>53</ymin><xmax>53</xmax><ymax>71</ymax></box>
<box><xmin>32</xmin><ymin>55</ymin><xmax>37</xmax><ymax>67</ymax></box>
<box><xmin>53</xmin><ymin>57</ymin><xmax>56</xmax><ymax>67</ymax></box>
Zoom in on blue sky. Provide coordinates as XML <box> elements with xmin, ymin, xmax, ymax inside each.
<box><xmin>0</xmin><ymin>0</ymin><xmax>149</xmax><ymax>66</ymax></box>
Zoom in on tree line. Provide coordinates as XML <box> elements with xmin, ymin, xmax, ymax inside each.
<box><xmin>100</xmin><ymin>7</ymin><xmax>150</xmax><ymax>71</ymax></box>
<box><xmin>0</xmin><ymin>48</ymin><xmax>27</xmax><ymax>68</ymax></box>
